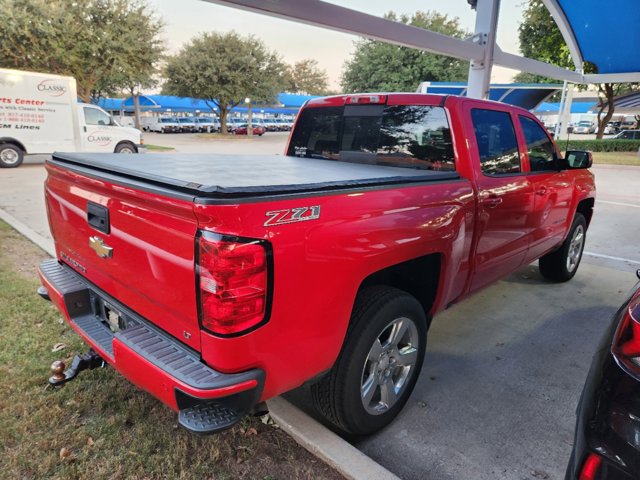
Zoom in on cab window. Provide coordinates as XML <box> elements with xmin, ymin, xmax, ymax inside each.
<box><xmin>84</xmin><ymin>107</ymin><xmax>111</xmax><ymax>126</ymax></box>
<box><xmin>519</xmin><ymin>116</ymin><xmax>557</xmax><ymax>171</ymax></box>
<box><xmin>471</xmin><ymin>109</ymin><xmax>520</xmax><ymax>175</ymax></box>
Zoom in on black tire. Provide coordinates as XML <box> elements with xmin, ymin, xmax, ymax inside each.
<box><xmin>0</xmin><ymin>143</ymin><xmax>24</xmax><ymax>168</ymax></box>
<box><xmin>539</xmin><ymin>213</ymin><xmax>586</xmax><ymax>282</ymax></box>
<box><xmin>114</xmin><ymin>142</ymin><xmax>136</xmax><ymax>154</ymax></box>
<box><xmin>310</xmin><ymin>286</ymin><xmax>427</xmax><ymax>435</ymax></box>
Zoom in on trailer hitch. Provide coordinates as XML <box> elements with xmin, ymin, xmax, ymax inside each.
<box><xmin>49</xmin><ymin>349</ymin><xmax>106</xmax><ymax>386</ymax></box>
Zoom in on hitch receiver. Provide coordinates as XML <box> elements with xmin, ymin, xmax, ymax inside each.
<box><xmin>49</xmin><ymin>349</ymin><xmax>105</xmax><ymax>386</ymax></box>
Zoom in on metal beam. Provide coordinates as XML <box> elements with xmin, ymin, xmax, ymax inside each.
<box><xmin>203</xmin><ymin>0</ymin><xmax>485</xmax><ymax>61</ymax></box>
<box><xmin>584</xmin><ymin>72</ymin><xmax>640</xmax><ymax>84</ymax></box>
<box><xmin>494</xmin><ymin>48</ymin><xmax>582</xmax><ymax>83</ymax></box>
<box><xmin>467</xmin><ymin>0</ymin><xmax>501</xmax><ymax>99</ymax></box>
<box><xmin>539</xmin><ymin>0</ymin><xmax>583</xmax><ymax>72</ymax></box>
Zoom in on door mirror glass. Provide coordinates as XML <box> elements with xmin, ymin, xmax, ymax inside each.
<box><xmin>564</xmin><ymin>150</ymin><xmax>593</xmax><ymax>169</ymax></box>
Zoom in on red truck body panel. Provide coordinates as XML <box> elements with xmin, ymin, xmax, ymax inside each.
<box><xmin>40</xmin><ymin>93</ymin><xmax>595</xmax><ymax>424</ymax></box>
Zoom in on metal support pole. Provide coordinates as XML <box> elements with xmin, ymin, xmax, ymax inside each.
<box><xmin>467</xmin><ymin>0</ymin><xmax>501</xmax><ymax>99</ymax></box>
<box><xmin>554</xmin><ymin>81</ymin><xmax>568</xmax><ymax>140</ymax></box>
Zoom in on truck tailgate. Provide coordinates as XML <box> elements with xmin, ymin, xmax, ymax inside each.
<box><xmin>45</xmin><ymin>162</ymin><xmax>202</xmax><ymax>351</ymax></box>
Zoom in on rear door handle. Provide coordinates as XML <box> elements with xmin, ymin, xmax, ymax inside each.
<box><xmin>482</xmin><ymin>195</ymin><xmax>503</xmax><ymax>208</ymax></box>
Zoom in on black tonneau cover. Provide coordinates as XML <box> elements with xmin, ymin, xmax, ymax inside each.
<box><xmin>51</xmin><ymin>153</ymin><xmax>459</xmax><ymax>198</ymax></box>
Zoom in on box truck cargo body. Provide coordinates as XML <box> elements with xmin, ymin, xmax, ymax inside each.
<box><xmin>0</xmin><ymin>68</ymin><xmax>144</xmax><ymax>167</ymax></box>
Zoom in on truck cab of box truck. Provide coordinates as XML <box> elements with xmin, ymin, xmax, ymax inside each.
<box><xmin>0</xmin><ymin>68</ymin><xmax>144</xmax><ymax>168</ymax></box>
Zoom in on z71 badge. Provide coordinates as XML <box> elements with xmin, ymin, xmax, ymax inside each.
<box><xmin>264</xmin><ymin>205</ymin><xmax>321</xmax><ymax>227</ymax></box>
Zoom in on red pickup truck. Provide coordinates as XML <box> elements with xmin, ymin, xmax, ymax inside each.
<box><xmin>38</xmin><ymin>93</ymin><xmax>595</xmax><ymax>436</ymax></box>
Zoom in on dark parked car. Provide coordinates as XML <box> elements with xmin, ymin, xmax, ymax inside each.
<box><xmin>614</xmin><ymin>130</ymin><xmax>640</xmax><ymax>140</ymax></box>
<box><xmin>233</xmin><ymin>123</ymin><xmax>266</xmax><ymax>136</ymax></box>
<box><xmin>566</xmin><ymin>271</ymin><xmax>640</xmax><ymax>480</ymax></box>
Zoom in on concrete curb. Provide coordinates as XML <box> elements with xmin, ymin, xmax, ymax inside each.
<box><xmin>268</xmin><ymin>397</ymin><xmax>400</xmax><ymax>480</ymax></box>
<box><xmin>0</xmin><ymin>205</ymin><xmax>398</xmax><ymax>480</ymax></box>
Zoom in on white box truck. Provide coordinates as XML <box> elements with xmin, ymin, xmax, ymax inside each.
<box><xmin>0</xmin><ymin>68</ymin><xmax>145</xmax><ymax>168</ymax></box>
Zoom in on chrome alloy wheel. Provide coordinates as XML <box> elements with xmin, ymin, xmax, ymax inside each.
<box><xmin>360</xmin><ymin>316</ymin><xmax>419</xmax><ymax>415</ymax></box>
<box><xmin>567</xmin><ymin>224</ymin><xmax>585</xmax><ymax>273</ymax></box>
<box><xmin>0</xmin><ymin>147</ymin><xmax>19</xmax><ymax>165</ymax></box>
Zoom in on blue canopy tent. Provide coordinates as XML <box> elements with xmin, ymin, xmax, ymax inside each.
<box><xmin>417</xmin><ymin>82</ymin><xmax>561</xmax><ymax>111</ymax></box>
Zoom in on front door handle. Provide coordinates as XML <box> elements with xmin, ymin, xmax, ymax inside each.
<box><xmin>535</xmin><ymin>187</ymin><xmax>548</xmax><ymax>196</ymax></box>
<box><xmin>482</xmin><ymin>195</ymin><xmax>503</xmax><ymax>208</ymax></box>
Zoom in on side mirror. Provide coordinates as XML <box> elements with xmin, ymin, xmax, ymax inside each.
<box><xmin>564</xmin><ymin>150</ymin><xmax>593</xmax><ymax>169</ymax></box>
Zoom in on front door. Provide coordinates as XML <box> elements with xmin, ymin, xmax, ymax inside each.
<box><xmin>81</xmin><ymin>106</ymin><xmax>118</xmax><ymax>152</ymax></box>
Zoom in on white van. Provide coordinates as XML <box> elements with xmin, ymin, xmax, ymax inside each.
<box><xmin>0</xmin><ymin>68</ymin><xmax>145</xmax><ymax>167</ymax></box>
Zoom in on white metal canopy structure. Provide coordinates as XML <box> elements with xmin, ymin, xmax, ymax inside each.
<box><xmin>202</xmin><ymin>0</ymin><xmax>640</xmax><ymax>100</ymax></box>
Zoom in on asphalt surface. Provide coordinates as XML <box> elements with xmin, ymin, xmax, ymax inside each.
<box><xmin>2</xmin><ymin>134</ymin><xmax>639</xmax><ymax>480</ymax></box>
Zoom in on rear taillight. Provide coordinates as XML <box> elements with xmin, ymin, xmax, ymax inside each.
<box><xmin>197</xmin><ymin>232</ymin><xmax>271</xmax><ymax>336</ymax></box>
<box><xmin>579</xmin><ymin>452</ymin><xmax>602</xmax><ymax>480</ymax></box>
<box><xmin>612</xmin><ymin>292</ymin><xmax>640</xmax><ymax>375</ymax></box>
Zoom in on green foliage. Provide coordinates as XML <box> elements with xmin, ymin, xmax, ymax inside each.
<box><xmin>163</xmin><ymin>32</ymin><xmax>286</xmax><ymax>134</ymax></box>
<box><xmin>0</xmin><ymin>0</ymin><xmax>164</xmax><ymax>102</ymax></box>
<box><xmin>341</xmin><ymin>11</ymin><xmax>469</xmax><ymax>93</ymax></box>
<box><xmin>565</xmin><ymin>139</ymin><xmax>640</xmax><ymax>152</ymax></box>
<box><xmin>284</xmin><ymin>59</ymin><xmax>330</xmax><ymax>95</ymax></box>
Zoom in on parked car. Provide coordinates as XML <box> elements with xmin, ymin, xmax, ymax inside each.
<box><xmin>603</xmin><ymin>124</ymin><xmax>617</xmax><ymax>135</ymax></box>
<box><xmin>574</xmin><ymin>121</ymin><xmax>596</xmax><ymax>134</ymax></box>
<box><xmin>177</xmin><ymin>117</ymin><xmax>197</xmax><ymax>133</ymax></box>
<box><xmin>194</xmin><ymin>117</ymin><xmax>219</xmax><ymax>133</ymax></box>
<box><xmin>614</xmin><ymin>130</ymin><xmax>640</xmax><ymax>140</ymax></box>
<box><xmin>262</xmin><ymin>118</ymin><xmax>279</xmax><ymax>132</ymax></box>
<box><xmin>38</xmin><ymin>93</ymin><xmax>595</xmax><ymax>437</ymax></box>
<box><xmin>144</xmin><ymin>117</ymin><xmax>181</xmax><ymax>134</ymax></box>
<box><xmin>225</xmin><ymin>118</ymin><xmax>243</xmax><ymax>133</ymax></box>
<box><xmin>566</xmin><ymin>271</ymin><xmax>640</xmax><ymax>480</ymax></box>
<box><xmin>234</xmin><ymin>123</ymin><xmax>266</xmax><ymax>136</ymax></box>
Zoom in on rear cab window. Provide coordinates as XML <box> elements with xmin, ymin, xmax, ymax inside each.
<box><xmin>519</xmin><ymin>115</ymin><xmax>558</xmax><ymax>171</ymax></box>
<box><xmin>470</xmin><ymin>108</ymin><xmax>521</xmax><ymax>175</ymax></box>
<box><xmin>287</xmin><ymin>104</ymin><xmax>456</xmax><ymax>171</ymax></box>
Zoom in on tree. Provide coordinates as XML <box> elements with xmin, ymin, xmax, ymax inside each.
<box><xmin>517</xmin><ymin>0</ymin><xmax>637</xmax><ymax>139</ymax></box>
<box><xmin>284</xmin><ymin>59</ymin><xmax>330</xmax><ymax>95</ymax></box>
<box><xmin>164</xmin><ymin>32</ymin><xmax>287</xmax><ymax>134</ymax></box>
<box><xmin>0</xmin><ymin>0</ymin><xmax>164</xmax><ymax>103</ymax></box>
<box><xmin>341</xmin><ymin>11</ymin><xmax>469</xmax><ymax>93</ymax></box>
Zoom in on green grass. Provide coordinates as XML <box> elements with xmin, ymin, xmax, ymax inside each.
<box><xmin>145</xmin><ymin>144</ymin><xmax>175</xmax><ymax>152</ymax></box>
<box><xmin>591</xmin><ymin>151</ymin><xmax>640</xmax><ymax>166</ymax></box>
<box><xmin>0</xmin><ymin>221</ymin><xmax>341</xmax><ymax>480</ymax></box>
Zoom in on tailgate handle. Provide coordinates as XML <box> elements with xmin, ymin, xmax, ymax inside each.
<box><xmin>87</xmin><ymin>202</ymin><xmax>110</xmax><ymax>234</ymax></box>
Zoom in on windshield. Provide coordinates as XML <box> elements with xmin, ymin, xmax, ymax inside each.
<box><xmin>287</xmin><ymin>104</ymin><xmax>455</xmax><ymax>171</ymax></box>
<box><xmin>160</xmin><ymin>118</ymin><xmax>174</xmax><ymax>123</ymax></box>
<box><xmin>179</xmin><ymin>118</ymin><xmax>192</xmax><ymax>123</ymax></box>
<box><xmin>578</xmin><ymin>121</ymin><xmax>592</xmax><ymax>126</ymax></box>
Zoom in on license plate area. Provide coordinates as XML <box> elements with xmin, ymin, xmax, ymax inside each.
<box><xmin>92</xmin><ymin>295</ymin><xmax>130</xmax><ymax>332</ymax></box>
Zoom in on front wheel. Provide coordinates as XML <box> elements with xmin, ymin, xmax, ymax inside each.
<box><xmin>0</xmin><ymin>143</ymin><xmax>24</xmax><ymax>168</ymax></box>
<box><xmin>539</xmin><ymin>213</ymin><xmax>586</xmax><ymax>282</ymax></box>
<box><xmin>114</xmin><ymin>142</ymin><xmax>136</xmax><ymax>154</ymax></box>
<box><xmin>310</xmin><ymin>286</ymin><xmax>427</xmax><ymax>435</ymax></box>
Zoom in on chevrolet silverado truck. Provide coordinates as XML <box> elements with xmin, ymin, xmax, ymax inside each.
<box><xmin>38</xmin><ymin>93</ymin><xmax>596</xmax><ymax>436</ymax></box>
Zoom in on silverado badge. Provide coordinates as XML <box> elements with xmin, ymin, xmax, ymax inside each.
<box><xmin>89</xmin><ymin>236</ymin><xmax>113</xmax><ymax>259</ymax></box>
<box><xmin>264</xmin><ymin>205</ymin><xmax>321</xmax><ymax>227</ymax></box>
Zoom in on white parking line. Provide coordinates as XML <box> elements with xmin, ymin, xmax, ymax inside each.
<box><xmin>597</xmin><ymin>200</ymin><xmax>640</xmax><ymax>208</ymax></box>
<box><xmin>583</xmin><ymin>251</ymin><xmax>640</xmax><ymax>265</ymax></box>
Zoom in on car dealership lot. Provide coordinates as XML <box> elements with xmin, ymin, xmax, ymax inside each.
<box><xmin>1</xmin><ymin>134</ymin><xmax>639</xmax><ymax>479</ymax></box>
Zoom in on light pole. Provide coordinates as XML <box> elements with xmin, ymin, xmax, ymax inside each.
<box><xmin>245</xmin><ymin>97</ymin><xmax>253</xmax><ymax>136</ymax></box>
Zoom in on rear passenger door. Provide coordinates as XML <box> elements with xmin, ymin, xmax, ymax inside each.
<box><xmin>466</xmin><ymin>105</ymin><xmax>534</xmax><ymax>291</ymax></box>
<box><xmin>517</xmin><ymin>114</ymin><xmax>573</xmax><ymax>262</ymax></box>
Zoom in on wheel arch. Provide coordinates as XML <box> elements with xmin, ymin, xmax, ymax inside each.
<box><xmin>114</xmin><ymin>140</ymin><xmax>137</xmax><ymax>153</ymax></box>
<box><xmin>576</xmin><ymin>197</ymin><xmax>595</xmax><ymax>228</ymax></box>
<box><xmin>358</xmin><ymin>253</ymin><xmax>442</xmax><ymax>327</ymax></box>
<box><xmin>0</xmin><ymin>137</ymin><xmax>27</xmax><ymax>154</ymax></box>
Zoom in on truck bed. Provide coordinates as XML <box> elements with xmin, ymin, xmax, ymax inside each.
<box><xmin>51</xmin><ymin>153</ymin><xmax>459</xmax><ymax>198</ymax></box>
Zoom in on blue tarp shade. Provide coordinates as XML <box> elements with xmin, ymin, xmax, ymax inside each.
<box><xmin>420</xmin><ymin>82</ymin><xmax>561</xmax><ymax>110</ymax></box>
<box><xmin>557</xmin><ymin>0</ymin><xmax>640</xmax><ymax>74</ymax></box>
<box><xmin>534</xmin><ymin>100</ymin><xmax>597</xmax><ymax>114</ymax></box>
<box><xmin>97</xmin><ymin>94</ymin><xmax>312</xmax><ymax>114</ymax></box>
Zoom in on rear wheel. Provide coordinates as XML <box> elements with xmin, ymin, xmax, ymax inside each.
<box><xmin>539</xmin><ymin>213</ymin><xmax>586</xmax><ymax>282</ymax></box>
<box><xmin>115</xmin><ymin>142</ymin><xmax>136</xmax><ymax>154</ymax></box>
<box><xmin>310</xmin><ymin>286</ymin><xmax>427</xmax><ymax>435</ymax></box>
<box><xmin>0</xmin><ymin>143</ymin><xmax>24</xmax><ymax>168</ymax></box>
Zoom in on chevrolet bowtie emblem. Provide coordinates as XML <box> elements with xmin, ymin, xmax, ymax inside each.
<box><xmin>89</xmin><ymin>236</ymin><xmax>113</xmax><ymax>259</ymax></box>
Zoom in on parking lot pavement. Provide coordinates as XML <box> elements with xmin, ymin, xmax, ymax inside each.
<box><xmin>1</xmin><ymin>136</ymin><xmax>639</xmax><ymax>480</ymax></box>
<box><xmin>143</xmin><ymin>131</ymin><xmax>290</xmax><ymax>154</ymax></box>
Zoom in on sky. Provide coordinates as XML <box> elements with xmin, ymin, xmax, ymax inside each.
<box><xmin>146</xmin><ymin>0</ymin><xmax>528</xmax><ymax>91</ymax></box>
